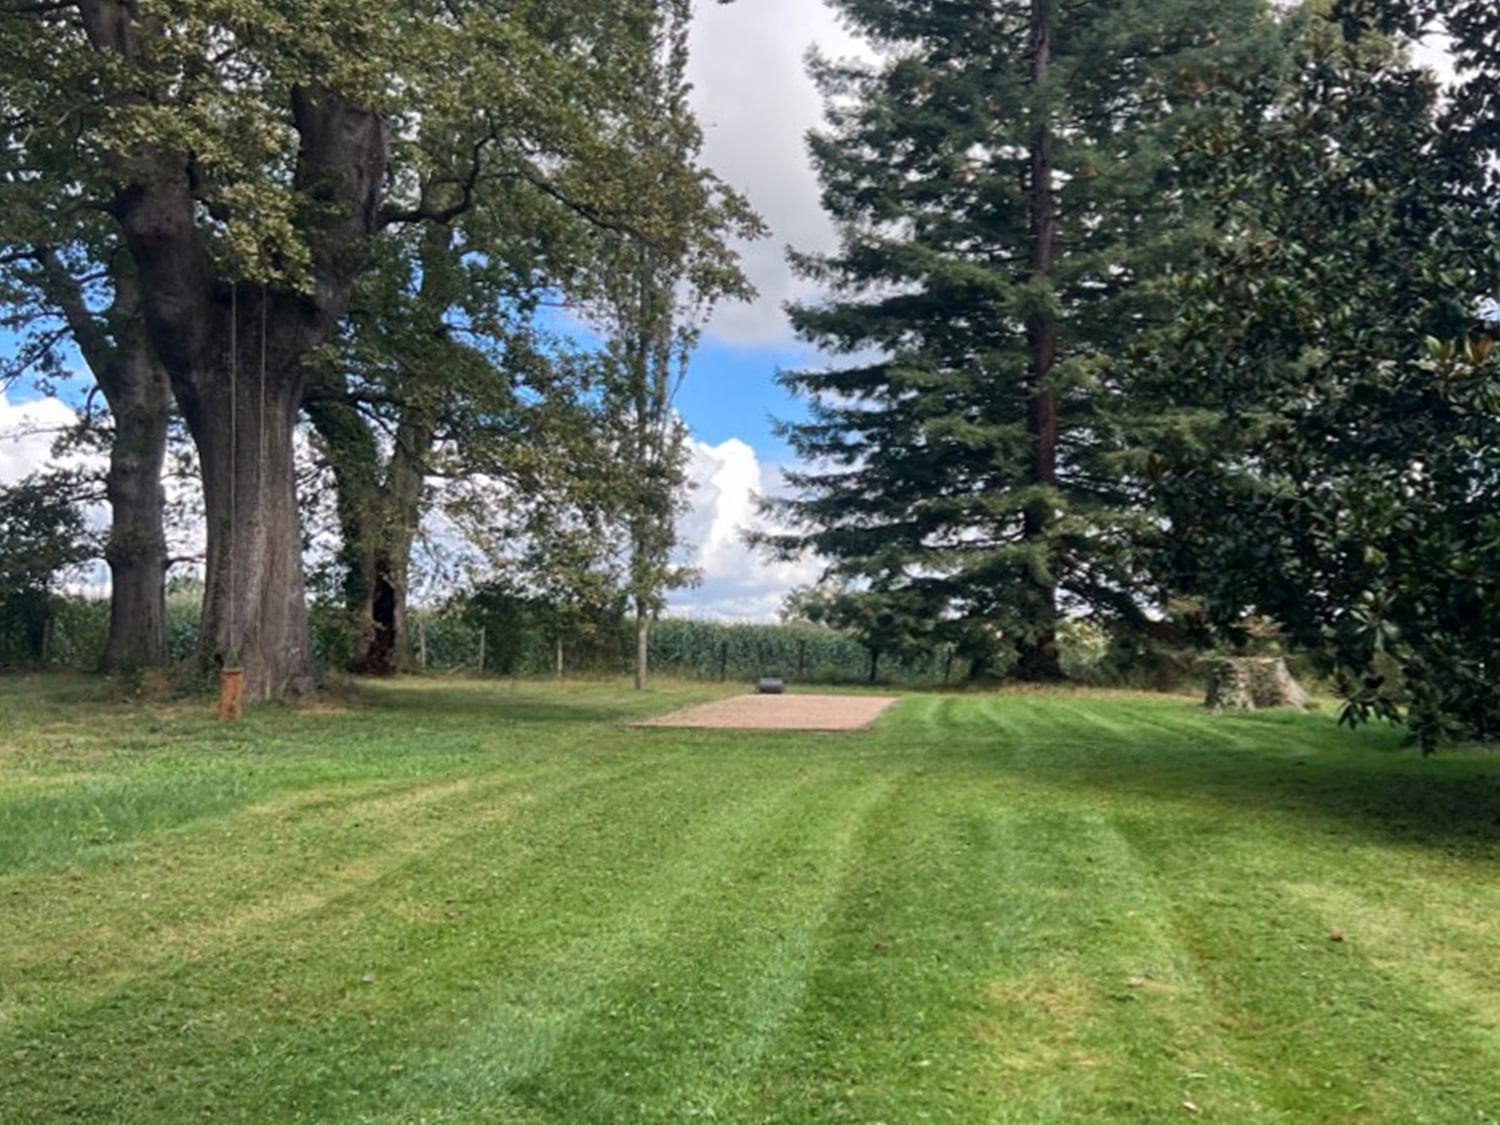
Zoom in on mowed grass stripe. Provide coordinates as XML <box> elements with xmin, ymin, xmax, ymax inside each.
<box><xmin>1110</xmin><ymin>813</ymin><xmax>1500</xmax><ymax>1123</ymax></box>
<box><xmin>970</xmin><ymin>808</ymin><xmax>1278</xmax><ymax>1123</ymax></box>
<box><xmin>2</xmin><ymin>676</ymin><xmax>1499</xmax><ymax>1124</ymax></box>
<box><xmin>1</xmin><ymin>731</ymin><xmax>872</xmax><ymax>1121</ymax></box>
<box><xmin>718</xmin><ymin>768</ymin><xmax>1271</xmax><ymax>1122</ymax></box>
<box><xmin>364</xmin><ymin>768</ymin><xmax>904</xmax><ymax>1123</ymax></box>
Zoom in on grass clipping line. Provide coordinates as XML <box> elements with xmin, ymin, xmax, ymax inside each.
<box><xmin>631</xmin><ymin>693</ymin><xmax>901</xmax><ymax>732</ymax></box>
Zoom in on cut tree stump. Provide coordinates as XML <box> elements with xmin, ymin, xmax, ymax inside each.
<box><xmin>1205</xmin><ymin>657</ymin><xmax>1313</xmax><ymax>712</ymax></box>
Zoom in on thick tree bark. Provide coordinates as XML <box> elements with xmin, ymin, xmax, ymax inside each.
<box><xmin>1018</xmin><ymin>0</ymin><xmax>1063</xmax><ymax>682</ymax></box>
<box><xmin>37</xmin><ymin>251</ymin><xmax>173</xmax><ymax>670</ymax></box>
<box><xmin>86</xmin><ymin>22</ymin><xmax>386</xmax><ymax>698</ymax></box>
<box><xmin>181</xmin><ymin>313</ymin><xmax>312</xmax><ymax>700</ymax></box>
<box><xmin>99</xmin><ymin>349</ymin><xmax>171</xmax><ymax>670</ymax></box>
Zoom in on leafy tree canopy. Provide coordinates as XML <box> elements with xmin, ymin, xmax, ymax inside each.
<box><xmin>1127</xmin><ymin>9</ymin><xmax>1500</xmax><ymax>749</ymax></box>
<box><xmin>760</xmin><ymin>0</ymin><xmax>1280</xmax><ymax>676</ymax></box>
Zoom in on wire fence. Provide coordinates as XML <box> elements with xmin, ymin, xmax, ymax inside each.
<box><xmin>6</xmin><ymin>596</ymin><xmax>968</xmax><ymax>686</ymax></box>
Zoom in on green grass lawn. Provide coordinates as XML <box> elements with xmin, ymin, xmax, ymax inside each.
<box><xmin>3</xmin><ymin>675</ymin><xmax>1500</xmax><ymax>1123</ymax></box>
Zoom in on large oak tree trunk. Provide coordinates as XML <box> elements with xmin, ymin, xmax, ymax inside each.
<box><xmin>181</xmin><ymin>323</ymin><xmax>312</xmax><ymax>701</ymax></box>
<box><xmin>36</xmin><ymin>250</ymin><xmax>174</xmax><ymax>671</ymax></box>
<box><xmin>85</xmin><ymin>24</ymin><xmax>387</xmax><ymax>699</ymax></box>
<box><xmin>1018</xmin><ymin>0</ymin><xmax>1062</xmax><ymax>682</ymax></box>
<box><xmin>99</xmin><ymin>349</ymin><xmax>171</xmax><ymax>670</ymax></box>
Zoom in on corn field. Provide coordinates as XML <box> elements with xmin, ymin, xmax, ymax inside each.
<box><xmin>403</xmin><ymin>612</ymin><xmax>965</xmax><ymax>686</ymax></box>
<box><xmin>5</xmin><ymin>596</ymin><xmax>1191</xmax><ymax>690</ymax></box>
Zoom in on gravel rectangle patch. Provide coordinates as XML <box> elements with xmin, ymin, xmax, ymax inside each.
<box><xmin>632</xmin><ymin>694</ymin><xmax>900</xmax><ymax>732</ymax></box>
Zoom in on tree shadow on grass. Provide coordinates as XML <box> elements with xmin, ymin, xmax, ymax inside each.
<box><xmin>950</xmin><ymin>706</ymin><xmax>1500</xmax><ymax>854</ymax></box>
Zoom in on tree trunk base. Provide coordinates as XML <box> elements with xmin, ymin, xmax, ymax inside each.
<box><xmin>1205</xmin><ymin>657</ymin><xmax>1314</xmax><ymax>711</ymax></box>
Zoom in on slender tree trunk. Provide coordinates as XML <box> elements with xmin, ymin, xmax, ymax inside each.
<box><xmin>99</xmin><ymin>352</ymin><xmax>171</xmax><ymax>670</ymax></box>
<box><xmin>634</xmin><ymin>599</ymin><xmax>649</xmax><ymax>690</ymax></box>
<box><xmin>1018</xmin><ymin>0</ymin><xmax>1063</xmax><ymax>682</ymax></box>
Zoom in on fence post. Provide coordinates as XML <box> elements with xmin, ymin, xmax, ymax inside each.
<box><xmin>478</xmin><ymin>627</ymin><xmax>486</xmax><ymax>674</ymax></box>
<box><xmin>418</xmin><ymin>620</ymin><xmax>428</xmax><ymax>671</ymax></box>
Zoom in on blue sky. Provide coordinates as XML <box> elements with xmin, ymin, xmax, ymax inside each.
<box><xmin>678</xmin><ymin>340</ymin><xmax>811</xmax><ymax>463</ymax></box>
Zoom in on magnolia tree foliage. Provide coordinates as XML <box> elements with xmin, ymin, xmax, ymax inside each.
<box><xmin>1337</xmin><ymin>0</ymin><xmax>1500</xmax><ymax>177</ymax></box>
<box><xmin>1127</xmin><ymin>10</ymin><xmax>1500</xmax><ymax>749</ymax></box>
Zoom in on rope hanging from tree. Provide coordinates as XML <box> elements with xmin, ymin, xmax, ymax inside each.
<box><xmin>218</xmin><ymin>279</ymin><xmax>269</xmax><ymax>720</ymax></box>
<box><xmin>219</xmin><ymin>282</ymin><xmax>245</xmax><ymax>718</ymax></box>
<box><xmin>227</xmin><ymin>280</ymin><xmax>238</xmax><ymax>665</ymax></box>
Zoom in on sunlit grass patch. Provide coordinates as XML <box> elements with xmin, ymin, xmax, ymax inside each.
<box><xmin>1</xmin><ymin>674</ymin><xmax>1497</xmax><ymax>1123</ymax></box>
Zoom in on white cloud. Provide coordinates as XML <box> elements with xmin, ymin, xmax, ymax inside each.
<box><xmin>0</xmin><ymin>389</ymin><xmax>115</xmax><ymax>591</ymax></box>
<box><xmin>670</xmin><ymin>435</ymin><xmax>822</xmax><ymax>620</ymax></box>
<box><xmin>0</xmin><ymin>390</ymin><xmax>82</xmax><ymax>487</ymax></box>
<box><xmin>688</xmin><ymin>0</ymin><xmax>871</xmax><ymax>349</ymax></box>
<box><xmin>6</xmin><ymin>392</ymin><xmax>819</xmax><ymax>619</ymax></box>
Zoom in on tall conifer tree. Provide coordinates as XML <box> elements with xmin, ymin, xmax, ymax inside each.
<box><xmin>763</xmin><ymin>0</ymin><xmax>1277</xmax><ymax>677</ymax></box>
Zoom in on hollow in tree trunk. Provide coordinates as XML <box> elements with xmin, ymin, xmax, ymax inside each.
<box><xmin>353</xmin><ymin>404</ymin><xmax>430</xmax><ymax>675</ymax></box>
